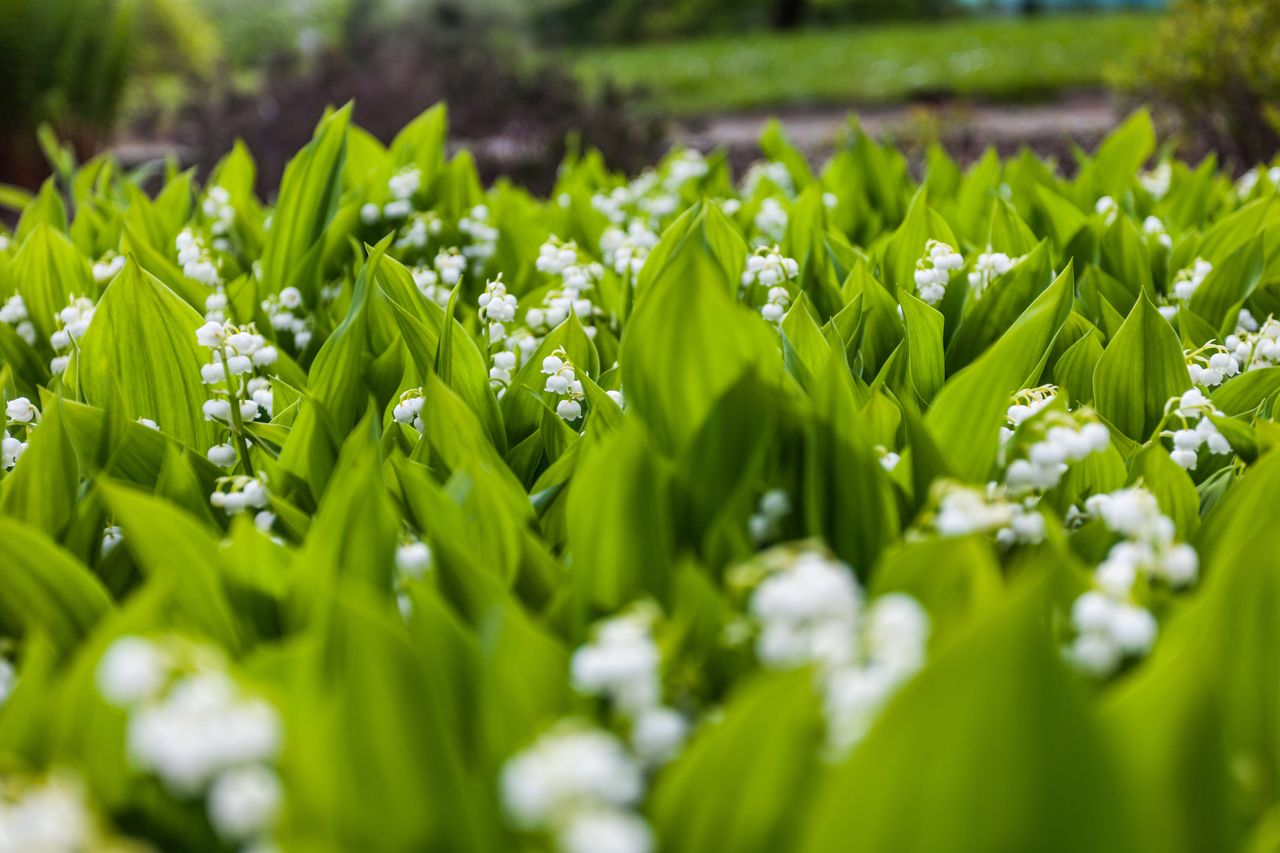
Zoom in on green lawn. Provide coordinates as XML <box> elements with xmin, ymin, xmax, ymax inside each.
<box><xmin>561</xmin><ymin>12</ymin><xmax>1159</xmax><ymax>116</ymax></box>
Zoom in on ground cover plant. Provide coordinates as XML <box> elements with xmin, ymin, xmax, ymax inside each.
<box><xmin>3</xmin><ymin>105</ymin><xmax>1280</xmax><ymax>850</ymax></box>
<box><xmin>562</xmin><ymin>11</ymin><xmax>1155</xmax><ymax>115</ymax></box>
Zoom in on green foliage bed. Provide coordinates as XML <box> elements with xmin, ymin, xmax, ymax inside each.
<box><xmin>2</xmin><ymin>105</ymin><xmax>1280</xmax><ymax>851</ymax></box>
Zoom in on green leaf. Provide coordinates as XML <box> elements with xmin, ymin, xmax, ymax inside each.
<box><xmin>1212</xmin><ymin>367</ymin><xmax>1280</xmax><ymax>417</ymax></box>
<box><xmin>9</xmin><ymin>225</ymin><xmax>94</xmax><ymax>340</ymax></box>
<box><xmin>565</xmin><ymin>419</ymin><xmax>674</xmax><ymax>616</ymax></box>
<box><xmin>0</xmin><ymin>519</ymin><xmax>112</xmax><ymax>653</ymax></box>
<box><xmin>621</xmin><ymin>211</ymin><xmax>781</xmax><ymax>452</ymax></box>
<box><xmin>0</xmin><ymin>397</ymin><xmax>78</xmax><ymax>537</ymax></box>
<box><xmin>899</xmin><ymin>292</ymin><xmax>944</xmax><ymax>403</ymax></box>
<box><xmin>258</xmin><ymin>105</ymin><xmax>351</xmax><ymax>301</ymax></box>
<box><xmin>652</xmin><ymin>670</ymin><xmax>822</xmax><ymax>853</ymax></box>
<box><xmin>99</xmin><ymin>481</ymin><xmax>244</xmax><ymax>651</ymax></box>
<box><xmin>1093</xmin><ymin>293</ymin><xmax>1190</xmax><ymax>441</ymax></box>
<box><xmin>926</xmin><ymin>266</ymin><xmax>1073</xmax><ymax>481</ymax></box>
<box><xmin>70</xmin><ymin>260</ymin><xmax>220</xmax><ymax>451</ymax></box>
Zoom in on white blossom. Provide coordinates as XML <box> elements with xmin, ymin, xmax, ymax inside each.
<box><xmin>206</xmin><ymin>764</ymin><xmax>282</xmax><ymax>842</ymax></box>
<box><xmin>97</xmin><ymin>636</ymin><xmax>168</xmax><ymax>707</ymax></box>
<box><xmin>387</xmin><ymin>165</ymin><xmax>421</xmax><ymax>201</ymax></box>
<box><xmin>395</xmin><ymin>541</ymin><xmax>432</xmax><ymax>579</ymax></box>
<box><xmin>92</xmin><ymin>252</ymin><xmax>126</xmax><ymax>283</ymax></box>
<box><xmin>1171</xmin><ymin>258</ymin><xmax>1212</xmax><ymax>302</ymax></box>
<box><xmin>392</xmin><ymin>388</ymin><xmax>426</xmax><ymax>433</ymax></box>
<box><xmin>211</xmin><ymin>475</ymin><xmax>270</xmax><ymax>516</ymax></box>
<box><xmin>500</xmin><ymin>725</ymin><xmax>643</xmax><ymax>829</ymax></box>
<box><xmin>560</xmin><ymin>808</ymin><xmax>653</xmax><ymax>853</ymax></box>
<box><xmin>0</xmin><ymin>773</ymin><xmax>93</xmax><ymax>852</ymax></box>
<box><xmin>571</xmin><ymin>612</ymin><xmax>662</xmax><ymax>716</ymax></box>
<box><xmin>5</xmin><ymin>397</ymin><xmax>36</xmax><ymax>424</ymax></box>
<box><xmin>747</xmin><ymin>548</ymin><xmax>929</xmax><ymax>755</ymax></box>
<box><xmin>967</xmin><ymin>248</ymin><xmax>1023</xmax><ymax>298</ymax></box>
<box><xmin>913</xmin><ymin>239</ymin><xmax>963</xmax><ymax>305</ymax></box>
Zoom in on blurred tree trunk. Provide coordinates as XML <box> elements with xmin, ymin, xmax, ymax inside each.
<box><xmin>772</xmin><ymin>0</ymin><xmax>807</xmax><ymax>29</ymax></box>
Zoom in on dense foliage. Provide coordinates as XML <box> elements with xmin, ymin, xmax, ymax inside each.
<box><xmin>3</xmin><ymin>105</ymin><xmax>1280</xmax><ymax>851</ymax></box>
<box><xmin>1117</xmin><ymin>0</ymin><xmax>1280</xmax><ymax>165</ymax></box>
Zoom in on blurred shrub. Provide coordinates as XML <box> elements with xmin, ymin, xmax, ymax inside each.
<box><xmin>0</xmin><ymin>0</ymin><xmax>219</xmax><ymax>186</ymax></box>
<box><xmin>1116</xmin><ymin>0</ymin><xmax>1280</xmax><ymax>166</ymax></box>
<box><xmin>167</xmin><ymin>4</ymin><xmax>663</xmax><ymax>195</ymax></box>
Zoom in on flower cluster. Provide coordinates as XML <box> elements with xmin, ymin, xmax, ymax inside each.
<box><xmin>999</xmin><ymin>385</ymin><xmax>1058</xmax><ymax>445</ymax></box>
<box><xmin>966</xmin><ymin>248</ymin><xmax>1023</xmax><ymax>298</ymax></box>
<box><xmin>1066</xmin><ymin>487</ymin><xmax>1198</xmax><ymax>676</ymax></box>
<box><xmin>1140</xmin><ymin>162</ymin><xmax>1172</xmax><ymax>200</ymax></box>
<box><xmin>928</xmin><ymin>481</ymin><xmax>1046</xmax><ymax>547</ymax></box>
<box><xmin>478</xmin><ymin>275</ymin><xmax>518</xmax><ymax>343</ymax></box>
<box><xmin>600</xmin><ymin>221</ymin><xmax>659</xmax><ymax>277</ymax></box>
<box><xmin>0</xmin><ymin>772</ymin><xmax>120</xmax><ymax>852</ymax></box>
<box><xmin>1142</xmin><ymin>215</ymin><xmax>1173</xmax><ymax>249</ymax></box>
<box><xmin>92</xmin><ymin>251</ymin><xmax>126</xmax><ymax>284</ymax></box>
<box><xmin>262</xmin><ymin>286</ymin><xmax>313</xmax><ymax>351</ymax></box>
<box><xmin>197</xmin><ymin>321</ymin><xmax>276</xmax><ymax>469</ymax></box>
<box><xmin>1223</xmin><ymin>314</ymin><xmax>1280</xmax><ymax>372</ymax></box>
<box><xmin>409</xmin><ymin>247</ymin><xmax>467</xmax><ymax>308</ymax></box>
<box><xmin>176</xmin><ymin>228</ymin><xmax>222</xmax><ymax>288</ymax></box>
<box><xmin>1163</xmin><ymin>388</ymin><xmax>1231</xmax><ymax>471</ymax></box>
<box><xmin>741</xmin><ymin>245</ymin><xmax>800</xmax><ymax>323</ymax></box>
<box><xmin>202</xmin><ymin>186</ymin><xmax>236</xmax><ymax>242</ymax></box>
<box><xmin>747</xmin><ymin>548</ymin><xmax>929</xmax><ymax>755</ymax></box>
<box><xmin>748</xmin><ymin>488</ymin><xmax>792</xmax><ymax>544</ymax></box>
<box><xmin>913</xmin><ymin>239</ymin><xmax>964</xmax><ymax>306</ymax></box>
<box><xmin>392</xmin><ymin>387</ymin><xmax>426</xmax><ymax>433</ymax></box>
<box><xmin>572</xmin><ymin>608</ymin><xmax>687</xmax><ymax>765</ymax></box>
<box><xmin>753</xmin><ymin>197</ymin><xmax>788</xmax><ymax>244</ymax></box>
<box><xmin>1095</xmin><ymin>195</ymin><xmax>1120</xmax><ymax>225</ymax></box>
<box><xmin>1184</xmin><ymin>342</ymin><xmax>1240</xmax><ymax>388</ymax></box>
<box><xmin>876</xmin><ymin>445</ymin><xmax>901</xmax><ymax>472</ymax></box>
<box><xmin>1236</xmin><ymin>165</ymin><xmax>1280</xmax><ymax>198</ymax></box>
<box><xmin>3</xmin><ymin>397</ymin><xmax>38</xmax><ymax>471</ymax></box>
<box><xmin>0</xmin><ymin>294</ymin><xmax>35</xmax><ymax>346</ymax></box>
<box><xmin>394</xmin><ymin>211</ymin><xmax>444</xmax><ymax>252</ymax></box>
<box><xmin>501</xmin><ymin>723</ymin><xmax>652</xmax><ymax>853</ymax></box>
<box><xmin>96</xmin><ymin>636</ymin><xmax>284</xmax><ymax>846</ymax></box>
<box><xmin>210</xmin><ymin>474</ymin><xmax>270</xmax><ymax>519</ymax></box>
<box><xmin>383</xmin><ymin>165</ymin><xmax>422</xmax><ymax>220</ymax></box>
<box><xmin>1171</xmin><ymin>257</ymin><xmax>1213</xmax><ymax>302</ymax></box>
<box><xmin>742</xmin><ymin>160</ymin><xmax>795</xmax><ymax>199</ymax></box>
<box><xmin>1002</xmin><ymin>409</ymin><xmax>1111</xmax><ymax>494</ymax></box>
<box><xmin>49</xmin><ymin>296</ymin><xmax>96</xmax><ymax>375</ymax></box>
<box><xmin>543</xmin><ymin>349</ymin><xmax>585</xmax><ymax>422</ymax></box>
<box><xmin>411</xmin><ymin>264</ymin><xmax>449</xmax><ymax>308</ymax></box>
<box><xmin>530</xmin><ymin>238</ymin><xmax>603</xmax><ymax>334</ymax></box>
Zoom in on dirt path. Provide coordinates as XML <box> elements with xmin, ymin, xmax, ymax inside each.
<box><xmin>670</xmin><ymin>89</ymin><xmax>1122</xmax><ymax>169</ymax></box>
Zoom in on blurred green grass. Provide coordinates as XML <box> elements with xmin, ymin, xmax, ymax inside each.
<box><xmin>560</xmin><ymin>12</ymin><xmax>1158</xmax><ymax>116</ymax></box>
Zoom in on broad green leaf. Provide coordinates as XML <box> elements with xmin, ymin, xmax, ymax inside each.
<box><xmin>927</xmin><ymin>266</ymin><xmax>1073</xmax><ymax>481</ymax></box>
<box><xmin>1093</xmin><ymin>293</ymin><xmax>1190</xmax><ymax>441</ymax></box>
<box><xmin>71</xmin><ymin>260</ymin><xmax>220</xmax><ymax>451</ymax></box>
<box><xmin>0</xmin><ymin>519</ymin><xmax>112</xmax><ymax>653</ymax></box>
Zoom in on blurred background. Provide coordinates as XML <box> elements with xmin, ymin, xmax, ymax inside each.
<box><xmin>0</xmin><ymin>0</ymin><xmax>1276</xmax><ymax>195</ymax></box>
